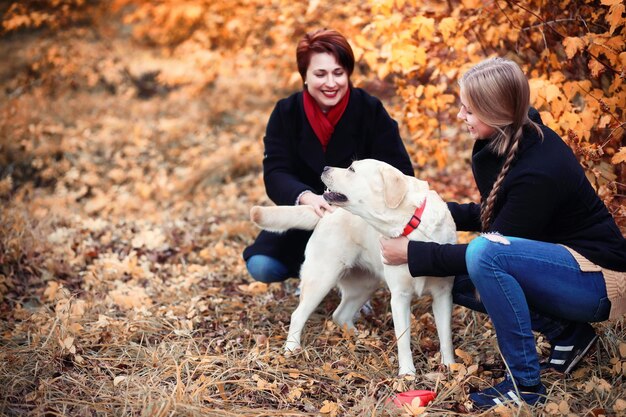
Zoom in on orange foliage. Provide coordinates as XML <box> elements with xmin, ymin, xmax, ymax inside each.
<box><xmin>361</xmin><ymin>0</ymin><xmax>625</xmax><ymax>214</ymax></box>
<box><xmin>1</xmin><ymin>0</ymin><xmax>624</xmax><ymax>216</ymax></box>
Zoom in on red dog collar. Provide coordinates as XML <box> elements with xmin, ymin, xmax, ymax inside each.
<box><xmin>401</xmin><ymin>198</ymin><xmax>426</xmax><ymax>237</ymax></box>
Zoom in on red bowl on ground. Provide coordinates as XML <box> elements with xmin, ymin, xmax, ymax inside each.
<box><xmin>386</xmin><ymin>390</ymin><xmax>437</xmax><ymax>408</ymax></box>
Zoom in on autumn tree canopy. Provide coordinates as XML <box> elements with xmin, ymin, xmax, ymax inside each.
<box><xmin>3</xmin><ymin>0</ymin><xmax>624</xmax><ymax>218</ymax></box>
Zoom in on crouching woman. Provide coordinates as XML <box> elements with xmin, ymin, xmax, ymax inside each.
<box><xmin>380</xmin><ymin>57</ymin><xmax>626</xmax><ymax>411</ymax></box>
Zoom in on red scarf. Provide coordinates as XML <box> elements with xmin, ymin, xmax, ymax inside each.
<box><xmin>303</xmin><ymin>88</ymin><xmax>350</xmax><ymax>152</ymax></box>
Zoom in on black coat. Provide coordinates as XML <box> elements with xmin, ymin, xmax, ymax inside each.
<box><xmin>243</xmin><ymin>87</ymin><xmax>414</xmax><ymax>275</ymax></box>
<box><xmin>407</xmin><ymin>122</ymin><xmax>626</xmax><ymax>277</ymax></box>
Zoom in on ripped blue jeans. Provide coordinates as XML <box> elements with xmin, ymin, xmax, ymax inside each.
<box><xmin>453</xmin><ymin>236</ymin><xmax>609</xmax><ymax>386</ymax></box>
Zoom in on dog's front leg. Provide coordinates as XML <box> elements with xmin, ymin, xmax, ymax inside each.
<box><xmin>386</xmin><ymin>267</ymin><xmax>416</xmax><ymax>376</ymax></box>
<box><xmin>284</xmin><ymin>266</ymin><xmax>338</xmax><ymax>353</ymax></box>
<box><xmin>285</xmin><ymin>291</ymin><xmax>320</xmax><ymax>352</ymax></box>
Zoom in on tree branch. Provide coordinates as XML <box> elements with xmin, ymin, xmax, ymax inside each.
<box><xmin>503</xmin><ymin>0</ymin><xmax>619</xmax><ymax>75</ymax></box>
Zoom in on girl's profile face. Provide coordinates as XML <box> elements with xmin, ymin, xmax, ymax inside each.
<box><xmin>305</xmin><ymin>52</ymin><xmax>349</xmax><ymax>112</ymax></box>
<box><xmin>457</xmin><ymin>89</ymin><xmax>496</xmax><ymax>140</ymax></box>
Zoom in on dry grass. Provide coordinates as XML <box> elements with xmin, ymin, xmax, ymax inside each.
<box><xmin>1</xmin><ymin>18</ymin><xmax>625</xmax><ymax>417</ymax></box>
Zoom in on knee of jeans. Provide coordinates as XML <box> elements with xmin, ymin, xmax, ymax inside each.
<box><xmin>246</xmin><ymin>256</ymin><xmax>288</xmax><ymax>283</ymax></box>
<box><xmin>465</xmin><ymin>236</ymin><xmax>496</xmax><ymax>277</ymax></box>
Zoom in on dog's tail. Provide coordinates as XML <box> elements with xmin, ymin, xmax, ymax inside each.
<box><xmin>250</xmin><ymin>205</ymin><xmax>321</xmax><ymax>233</ymax></box>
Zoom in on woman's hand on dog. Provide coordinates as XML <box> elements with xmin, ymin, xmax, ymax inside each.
<box><xmin>298</xmin><ymin>191</ymin><xmax>335</xmax><ymax>217</ymax></box>
<box><xmin>380</xmin><ymin>236</ymin><xmax>409</xmax><ymax>265</ymax></box>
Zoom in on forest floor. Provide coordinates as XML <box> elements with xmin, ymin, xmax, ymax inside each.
<box><xmin>1</xmin><ymin>11</ymin><xmax>625</xmax><ymax>417</ymax></box>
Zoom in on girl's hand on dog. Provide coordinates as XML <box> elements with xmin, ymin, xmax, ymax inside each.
<box><xmin>299</xmin><ymin>191</ymin><xmax>335</xmax><ymax>217</ymax></box>
<box><xmin>380</xmin><ymin>236</ymin><xmax>409</xmax><ymax>265</ymax></box>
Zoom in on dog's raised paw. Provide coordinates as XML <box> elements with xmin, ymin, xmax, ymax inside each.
<box><xmin>250</xmin><ymin>206</ymin><xmax>262</xmax><ymax>224</ymax></box>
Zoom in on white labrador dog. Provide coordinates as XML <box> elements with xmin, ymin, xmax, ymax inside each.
<box><xmin>250</xmin><ymin>159</ymin><xmax>456</xmax><ymax>375</ymax></box>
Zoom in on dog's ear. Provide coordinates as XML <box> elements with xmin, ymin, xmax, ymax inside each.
<box><xmin>381</xmin><ymin>166</ymin><xmax>408</xmax><ymax>208</ymax></box>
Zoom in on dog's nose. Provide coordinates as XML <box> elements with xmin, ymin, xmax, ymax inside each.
<box><xmin>323</xmin><ymin>166</ymin><xmax>331</xmax><ymax>173</ymax></box>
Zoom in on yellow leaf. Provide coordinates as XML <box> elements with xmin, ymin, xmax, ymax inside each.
<box><xmin>408</xmin><ymin>399</ymin><xmax>426</xmax><ymax>414</ymax></box>
<box><xmin>529</xmin><ymin>79</ymin><xmax>546</xmax><ymax>107</ymax></box>
<box><xmin>63</xmin><ymin>336</ymin><xmax>74</xmax><ymax>349</ymax></box>
<box><xmin>461</xmin><ymin>0</ymin><xmax>483</xmax><ymax>7</ymax></box>
<box><xmin>545</xmin><ymin>402</ymin><xmax>560</xmax><ymax>414</ymax></box>
<box><xmin>551</xmin><ymin>97</ymin><xmax>567</xmax><ymax>118</ymax></box>
<box><xmin>562</xmin><ymin>36</ymin><xmax>586</xmax><ymax>59</ymax></box>
<box><xmin>545</xmin><ymin>84</ymin><xmax>561</xmax><ymax>102</ymax></box>
<box><xmin>237</xmin><ymin>282</ymin><xmax>268</xmax><ymax>294</ymax></box>
<box><xmin>436</xmin><ymin>94</ymin><xmax>456</xmax><ymax>109</ymax></box>
<box><xmin>256</xmin><ymin>377</ymin><xmax>271</xmax><ymax>390</ymax></box>
<box><xmin>594</xmin><ymin>377</ymin><xmax>612</xmax><ymax>393</ymax></box>
<box><xmin>353</xmin><ymin>34</ymin><xmax>375</xmax><ymax>50</ymax></box>
<box><xmin>588</xmin><ymin>59</ymin><xmax>605</xmax><ymax>77</ymax></box>
<box><xmin>391</xmin><ymin>42</ymin><xmax>426</xmax><ymax>72</ymax></box>
<box><xmin>108</xmin><ymin>283</ymin><xmax>153</xmax><ymax>310</ymax></box>
<box><xmin>320</xmin><ymin>400</ymin><xmax>339</xmax><ymax>415</ymax></box>
<box><xmin>288</xmin><ymin>71</ymin><xmax>301</xmax><ymax>86</ymax></box>
<box><xmin>113</xmin><ymin>375</ymin><xmax>127</xmax><ymax>386</ymax></box>
<box><xmin>449</xmin><ymin>362</ymin><xmax>467</xmax><ymax>374</ymax></box>
<box><xmin>438</xmin><ymin>17</ymin><xmax>457</xmax><ymax>41</ymax></box>
<box><xmin>306</xmin><ymin>0</ymin><xmax>320</xmax><ymax>15</ymax></box>
<box><xmin>467</xmin><ymin>364</ymin><xmax>479</xmax><ymax>375</ymax></box>
<box><xmin>619</xmin><ymin>341</ymin><xmax>626</xmax><ymax>357</ymax></box>
<box><xmin>411</xmin><ymin>16</ymin><xmax>435</xmax><ymax>41</ymax></box>
<box><xmin>601</xmin><ymin>0</ymin><xmax>622</xmax><ymax>5</ymax></box>
<box><xmin>69</xmin><ymin>323</ymin><xmax>83</xmax><ymax>333</ymax></box>
<box><xmin>492</xmin><ymin>404</ymin><xmax>514</xmax><ymax>415</ymax></box>
<box><xmin>599</xmin><ymin>114</ymin><xmax>612</xmax><ymax>128</ymax></box>
<box><xmin>216</xmin><ymin>382</ymin><xmax>227</xmax><ymax>400</ymax></box>
<box><xmin>377</xmin><ymin>63</ymin><xmax>390</xmax><ymax>80</ymax></box>
<box><xmin>606</xmin><ymin>3</ymin><xmax>625</xmax><ymax>34</ymax></box>
<box><xmin>43</xmin><ymin>281</ymin><xmax>60</xmax><ymax>302</ymax></box>
<box><xmin>131</xmin><ymin>228</ymin><xmax>166</xmax><ymax>250</ymax></box>
<box><xmin>70</xmin><ymin>299</ymin><xmax>86</xmax><ymax>319</ymax></box>
<box><xmin>287</xmin><ymin>387</ymin><xmax>302</xmax><ymax>401</ymax></box>
<box><xmin>615</xmin><ymin>398</ymin><xmax>626</xmax><ymax>411</ymax></box>
<box><xmin>454</xmin><ymin>348</ymin><xmax>473</xmax><ymax>365</ymax></box>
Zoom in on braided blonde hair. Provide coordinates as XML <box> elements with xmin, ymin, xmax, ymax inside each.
<box><xmin>459</xmin><ymin>57</ymin><xmax>543</xmax><ymax>231</ymax></box>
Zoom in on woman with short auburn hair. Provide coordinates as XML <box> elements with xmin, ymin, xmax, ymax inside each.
<box><xmin>243</xmin><ymin>28</ymin><xmax>414</xmax><ymax>283</ymax></box>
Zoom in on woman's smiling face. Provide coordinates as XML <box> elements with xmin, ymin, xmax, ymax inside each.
<box><xmin>457</xmin><ymin>88</ymin><xmax>496</xmax><ymax>140</ymax></box>
<box><xmin>305</xmin><ymin>52</ymin><xmax>349</xmax><ymax>112</ymax></box>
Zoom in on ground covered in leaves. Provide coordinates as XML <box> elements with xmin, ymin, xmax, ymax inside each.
<box><xmin>1</xmin><ymin>13</ymin><xmax>625</xmax><ymax>417</ymax></box>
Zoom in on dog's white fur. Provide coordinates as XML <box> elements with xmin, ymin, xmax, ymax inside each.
<box><xmin>250</xmin><ymin>159</ymin><xmax>457</xmax><ymax>375</ymax></box>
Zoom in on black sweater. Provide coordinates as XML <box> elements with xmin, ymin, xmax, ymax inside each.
<box><xmin>262</xmin><ymin>87</ymin><xmax>414</xmax><ymax>205</ymax></box>
<box><xmin>407</xmin><ymin>123</ymin><xmax>626</xmax><ymax>277</ymax></box>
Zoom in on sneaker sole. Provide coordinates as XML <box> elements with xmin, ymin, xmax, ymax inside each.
<box><xmin>564</xmin><ymin>334</ymin><xmax>598</xmax><ymax>374</ymax></box>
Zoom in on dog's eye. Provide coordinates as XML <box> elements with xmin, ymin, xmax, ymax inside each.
<box><xmin>348</xmin><ymin>165</ymin><xmax>355</xmax><ymax>172</ymax></box>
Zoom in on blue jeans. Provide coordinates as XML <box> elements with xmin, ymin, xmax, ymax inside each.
<box><xmin>455</xmin><ymin>236</ymin><xmax>609</xmax><ymax>386</ymax></box>
<box><xmin>246</xmin><ymin>255</ymin><xmax>292</xmax><ymax>283</ymax></box>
